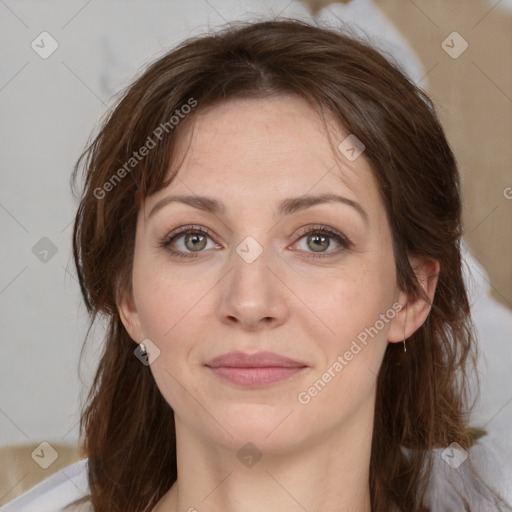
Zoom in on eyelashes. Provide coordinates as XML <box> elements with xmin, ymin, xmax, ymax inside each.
<box><xmin>158</xmin><ymin>224</ymin><xmax>352</xmax><ymax>260</ymax></box>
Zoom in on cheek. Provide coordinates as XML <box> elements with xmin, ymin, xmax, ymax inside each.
<box><xmin>131</xmin><ymin>262</ymin><xmax>205</xmax><ymax>410</ymax></box>
<box><xmin>310</xmin><ymin>256</ymin><xmax>397</xmax><ymax>343</ymax></box>
<box><xmin>303</xmin><ymin>249</ymin><xmax>397</xmax><ymax>397</ymax></box>
<box><xmin>132</xmin><ymin>257</ymin><xmax>211</xmax><ymax>340</ymax></box>
<box><xmin>296</xmin><ymin>280</ymin><xmax>394</xmax><ymax>427</ymax></box>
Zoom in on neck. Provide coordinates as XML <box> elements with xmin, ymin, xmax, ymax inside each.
<box><xmin>157</xmin><ymin>403</ymin><xmax>374</xmax><ymax>512</ymax></box>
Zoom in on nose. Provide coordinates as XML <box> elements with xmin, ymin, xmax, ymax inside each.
<box><xmin>216</xmin><ymin>241</ymin><xmax>290</xmax><ymax>331</ymax></box>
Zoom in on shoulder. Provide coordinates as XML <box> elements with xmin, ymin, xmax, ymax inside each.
<box><xmin>0</xmin><ymin>458</ymin><xmax>92</xmax><ymax>512</ymax></box>
<box><xmin>422</xmin><ymin>435</ymin><xmax>512</xmax><ymax>511</ymax></box>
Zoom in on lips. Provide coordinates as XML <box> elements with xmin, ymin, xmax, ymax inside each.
<box><xmin>206</xmin><ymin>351</ymin><xmax>307</xmax><ymax>368</ymax></box>
<box><xmin>205</xmin><ymin>351</ymin><xmax>308</xmax><ymax>387</ymax></box>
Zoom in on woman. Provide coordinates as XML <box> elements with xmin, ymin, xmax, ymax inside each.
<box><xmin>3</xmin><ymin>17</ymin><xmax>510</xmax><ymax>512</ymax></box>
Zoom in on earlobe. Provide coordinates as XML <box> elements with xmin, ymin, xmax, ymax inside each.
<box><xmin>388</xmin><ymin>255</ymin><xmax>440</xmax><ymax>344</ymax></box>
<box><xmin>117</xmin><ymin>289</ymin><xmax>143</xmax><ymax>343</ymax></box>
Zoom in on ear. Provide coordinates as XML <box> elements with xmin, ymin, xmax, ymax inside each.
<box><xmin>387</xmin><ymin>254</ymin><xmax>440</xmax><ymax>343</ymax></box>
<box><xmin>117</xmin><ymin>286</ymin><xmax>144</xmax><ymax>344</ymax></box>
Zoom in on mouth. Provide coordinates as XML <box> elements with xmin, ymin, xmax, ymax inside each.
<box><xmin>204</xmin><ymin>351</ymin><xmax>309</xmax><ymax>387</ymax></box>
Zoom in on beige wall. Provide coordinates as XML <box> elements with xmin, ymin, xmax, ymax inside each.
<box><xmin>302</xmin><ymin>0</ymin><xmax>512</xmax><ymax>311</ymax></box>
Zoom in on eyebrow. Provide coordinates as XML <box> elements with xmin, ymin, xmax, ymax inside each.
<box><xmin>148</xmin><ymin>193</ymin><xmax>368</xmax><ymax>223</ymax></box>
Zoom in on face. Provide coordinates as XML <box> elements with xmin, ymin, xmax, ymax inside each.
<box><xmin>120</xmin><ymin>95</ymin><xmax>407</xmax><ymax>453</ymax></box>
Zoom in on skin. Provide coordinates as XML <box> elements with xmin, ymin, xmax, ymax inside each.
<box><xmin>118</xmin><ymin>95</ymin><xmax>439</xmax><ymax>512</ymax></box>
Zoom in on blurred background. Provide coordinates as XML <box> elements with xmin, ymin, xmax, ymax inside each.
<box><xmin>1</xmin><ymin>0</ymin><xmax>511</xmax><ymax>504</ymax></box>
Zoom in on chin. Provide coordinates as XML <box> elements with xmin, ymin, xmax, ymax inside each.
<box><xmin>212</xmin><ymin>403</ymin><xmax>309</xmax><ymax>452</ymax></box>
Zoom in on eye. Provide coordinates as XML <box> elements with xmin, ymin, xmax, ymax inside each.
<box><xmin>160</xmin><ymin>225</ymin><xmax>220</xmax><ymax>259</ymax></box>
<box><xmin>292</xmin><ymin>225</ymin><xmax>352</xmax><ymax>259</ymax></box>
<box><xmin>159</xmin><ymin>224</ymin><xmax>352</xmax><ymax>260</ymax></box>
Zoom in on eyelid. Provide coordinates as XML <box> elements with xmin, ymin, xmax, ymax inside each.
<box><xmin>164</xmin><ymin>224</ymin><xmax>212</xmax><ymax>238</ymax></box>
<box><xmin>294</xmin><ymin>224</ymin><xmax>345</xmax><ymax>240</ymax></box>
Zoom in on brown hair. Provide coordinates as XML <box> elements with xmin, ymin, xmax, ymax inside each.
<box><xmin>70</xmin><ymin>17</ymin><xmax>511</xmax><ymax>512</ymax></box>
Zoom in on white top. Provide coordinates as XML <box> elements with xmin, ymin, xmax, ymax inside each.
<box><xmin>0</xmin><ymin>458</ymin><xmax>92</xmax><ymax>512</ymax></box>
<box><xmin>1</xmin><ymin>436</ymin><xmax>511</xmax><ymax>512</ymax></box>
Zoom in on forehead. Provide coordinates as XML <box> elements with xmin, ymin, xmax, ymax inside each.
<box><xmin>145</xmin><ymin>96</ymin><xmax>381</xmax><ymax>216</ymax></box>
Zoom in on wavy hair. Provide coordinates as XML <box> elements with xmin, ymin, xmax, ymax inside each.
<box><xmin>69</xmin><ymin>17</ymin><xmax>511</xmax><ymax>512</ymax></box>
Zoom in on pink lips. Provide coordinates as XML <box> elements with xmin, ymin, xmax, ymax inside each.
<box><xmin>205</xmin><ymin>351</ymin><xmax>308</xmax><ymax>387</ymax></box>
